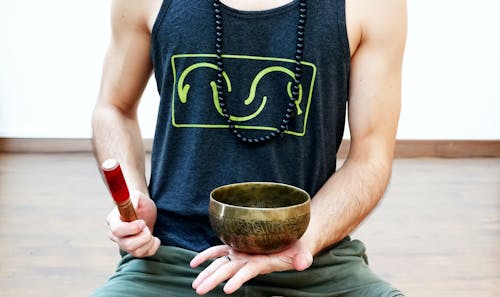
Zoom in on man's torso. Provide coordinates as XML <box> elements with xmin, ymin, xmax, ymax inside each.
<box><xmin>146</xmin><ymin>0</ymin><xmax>352</xmax><ymax>251</ymax></box>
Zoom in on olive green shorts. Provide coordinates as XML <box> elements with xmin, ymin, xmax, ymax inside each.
<box><xmin>89</xmin><ymin>238</ymin><xmax>404</xmax><ymax>297</ymax></box>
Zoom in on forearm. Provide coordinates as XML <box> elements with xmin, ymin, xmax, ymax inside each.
<box><xmin>301</xmin><ymin>151</ymin><xmax>393</xmax><ymax>256</ymax></box>
<box><xmin>301</xmin><ymin>0</ymin><xmax>407</xmax><ymax>254</ymax></box>
<box><xmin>92</xmin><ymin>103</ymin><xmax>148</xmax><ymax>194</ymax></box>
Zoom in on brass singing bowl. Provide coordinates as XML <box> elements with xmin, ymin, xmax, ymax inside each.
<box><xmin>209</xmin><ymin>182</ymin><xmax>311</xmax><ymax>254</ymax></box>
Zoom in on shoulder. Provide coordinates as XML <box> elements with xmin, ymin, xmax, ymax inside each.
<box><xmin>110</xmin><ymin>0</ymin><xmax>162</xmax><ymax>36</ymax></box>
<box><xmin>346</xmin><ymin>0</ymin><xmax>407</xmax><ymax>55</ymax></box>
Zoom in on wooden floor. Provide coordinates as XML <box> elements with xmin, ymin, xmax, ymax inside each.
<box><xmin>0</xmin><ymin>153</ymin><xmax>499</xmax><ymax>297</ymax></box>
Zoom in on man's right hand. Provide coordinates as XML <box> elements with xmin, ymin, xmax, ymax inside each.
<box><xmin>106</xmin><ymin>190</ymin><xmax>161</xmax><ymax>258</ymax></box>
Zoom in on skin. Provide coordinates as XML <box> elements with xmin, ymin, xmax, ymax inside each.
<box><xmin>92</xmin><ymin>0</ymin><xmax>407</xmax><ymax>295</ymax></box>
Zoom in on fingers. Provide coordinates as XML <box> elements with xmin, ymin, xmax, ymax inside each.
<box><xmin>108</xmin><ymin>217</ymin><xmax>146</xmax><ymax>238</ymax></box>
<box><xmin>109</xmin><ymin>226</ymin><xmax>161</xmax><ymax>257</ymax></box>
<box><xmin>191</xmin><ymin>256</ymin><xmax>231</xmax><ymax>290</ymax></box>
<box><xmin>222</xmin><ymin>260</ymin><xmax>262</xmax><ymax>294</ymax></box>
<box><xmin>190</xmin><ymin>245</ymin><xmax>231</xmax><ymax>268</ymax></box>
<box><xmin>144</xmin><ymin>236</ymin><xmax>161</xmax><ymax>257</ymax></box>
<box><xmin>194</xmin><ymin>256</ymin><xmax>246</xmax><ymax>295</ymax></box>
<box><xmin>106</xmin><ymin>205</ymin><xmax>160</xmax><ymax>258</ymax></box>
<box><xmin>193</xmin><ymin>255</ymin><xmax>270</xmax><ymax>295</ymax></box>
<box><xmin>222</xmin><ymin>253</ymin><xmax>310</xmax><ymax>294</ymax></box>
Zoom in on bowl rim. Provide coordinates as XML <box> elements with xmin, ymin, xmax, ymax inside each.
<box><xmin>210</xmin><ymin>181</ymin><xmax>311</xmax><ymax>211</ymax></box>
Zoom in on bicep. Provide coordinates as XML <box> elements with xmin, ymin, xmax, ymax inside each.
<box><xmin>347</xmin><ymin>0</ymin><xmax>407</xmax><ymax>162</ymax></box>
<box><xmin>97</xmin><ymin>0</ymin><xmax>153</xmax><ymax>117</ymax></box>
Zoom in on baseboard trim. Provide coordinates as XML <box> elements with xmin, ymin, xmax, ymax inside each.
<box><xmin>0</xmin><ymin>138</ymin><xmax>153</xmax><ymax>154</ymax></box>
<box><xmin>0</xmin><ymin>138</ymin><xmax>499</xmax><ymax>158</ymax></box>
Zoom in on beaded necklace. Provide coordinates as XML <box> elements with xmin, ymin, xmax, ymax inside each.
<box><xmin>212</xmin><ymin>0</ymin><xmax>307</xmax><ymax>144</ymax></box>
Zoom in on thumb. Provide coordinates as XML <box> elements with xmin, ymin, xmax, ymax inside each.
<box><xmin>130</xmin><ymin>190</ymin><xmax>156</xmax><ymax>231</ymax></box>
<box><xmin>292</xmin><ymin>251</ymin><xmax>313</xmax><ymax>271</ymax></box>
<box><xmin>130</xmin><ymin>190</ymin><xmax>148</xmax><ymax>209</ymax></box>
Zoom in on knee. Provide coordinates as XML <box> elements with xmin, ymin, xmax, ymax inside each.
<box><xmin>356</xmin><ymin>283</ymin><xmax>405</xmax><ymax>297</ymax></box>
<box><xmin>379</xmin><ymin>287</ymin><xmax>405</xmax><ymax>297</ymax></box>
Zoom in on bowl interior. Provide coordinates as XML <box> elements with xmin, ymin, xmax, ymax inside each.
<box><xmin>211</xmin><ymin>182</ymin><xmax>309</xmax><ymax>209</ymax></box>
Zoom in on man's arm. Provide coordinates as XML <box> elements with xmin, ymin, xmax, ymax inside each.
<box><xmin>301</xmin><ymin>0</ymin><xmax>407</xmax><ymax>255</ymax></box>
<box><xmin>190</xmin><ymin>0</ymin><xmax>407</xmax><ymax>294</ymax></box>
<box><xmin>92</xmin><ymin>0</ymin><xmax>160</xmax><ymax>257</ymax></box>
<box><xmin>93</xmin><ymin>0</ymin><xmax>152</xmax><ymax>193</ymax></box>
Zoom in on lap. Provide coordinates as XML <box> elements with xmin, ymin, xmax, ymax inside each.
<box><xmin>89</xmin><ymin>238</ymin><xmax>404</xmax><ymax>297</ymax></box>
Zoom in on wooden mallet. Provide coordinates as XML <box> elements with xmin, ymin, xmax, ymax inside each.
<box><xmin>101</xmin><ymin>159</ymin><xmax>138</xmax><ymax>222</ymax></box>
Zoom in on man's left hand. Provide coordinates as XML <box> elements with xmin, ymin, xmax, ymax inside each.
<box><xmin>190</xmin><ymin>241</ymin><xmax>313</xmax><ymax>295</ymax></box>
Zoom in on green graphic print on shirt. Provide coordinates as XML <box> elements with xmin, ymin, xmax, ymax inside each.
<box><xmin>170</xmin><ymin>54</ymin><xmax>317</xmax><ymax>137</ymax></box>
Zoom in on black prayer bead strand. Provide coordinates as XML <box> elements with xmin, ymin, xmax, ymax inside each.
<box><xmin>212</xmin><ymin>0</ymin><xmax>307</xmax><ymax>144</ymax></box>
<box><xmin>285</xmin><ymin>0</ymin><xmax>307</xmax><ymax>137</ymax></box>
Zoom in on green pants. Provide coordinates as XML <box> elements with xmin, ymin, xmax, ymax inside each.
<box><xmin>90</xmin><ymin>238</ymin><xmax>404</xmax><ymax>297</ymax></box>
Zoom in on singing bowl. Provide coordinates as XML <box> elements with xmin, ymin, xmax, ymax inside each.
<box><xmin>209</xmin><ymin>182</ymin><xmax>311</xmax><ymax>254</ymax></box>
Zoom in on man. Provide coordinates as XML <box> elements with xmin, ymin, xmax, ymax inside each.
<box><xmin>91</xmin><ymin>0</ymin><xmax>407</xmax><ymax>296</ymax></box>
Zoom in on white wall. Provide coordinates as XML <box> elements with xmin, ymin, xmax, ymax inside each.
<box><xmin>399</xmin><ymin>0</ymin><xmax>500</xmax><ymax>139</ymax></box>
<box><xmin>0</xmin><ymin>0</ymin><xmax>499</xmax><ymax>139</ymax></box>
<box><xmin>0</xmin><ymin>0</ymin><xmax>159</xmax><ymax>139</ymax></box>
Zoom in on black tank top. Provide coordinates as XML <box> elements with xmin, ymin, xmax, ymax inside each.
<box><xmin>149</xmin><ymin>0</ymin><xmax>350</xmax><ymax>251</ymax></box>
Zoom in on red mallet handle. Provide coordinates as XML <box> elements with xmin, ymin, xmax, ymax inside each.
<box><xmin>102</xmin><ymin>159</ymin><xmax>138</xmax><ymax>222</ymax></box>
